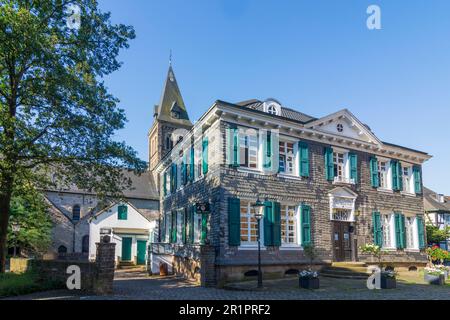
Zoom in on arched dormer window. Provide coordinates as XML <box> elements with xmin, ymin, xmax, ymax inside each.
<box><xmin>263</xmin><ymin>100</ymin><xmax>281</xmax><ymax>116</ymax></box>
<box><xmin>267</xmin><ymin>105</ymin><xmax>278</xmax><ymax>115</ymax></box>
<box><xmin>72</xmin><ymin>205</ymin><xmax>81</xmax><ymax>222</ymax></box>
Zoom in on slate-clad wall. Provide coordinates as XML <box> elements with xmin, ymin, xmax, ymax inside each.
<box><xmin>217</xmin><ymin>120</ymin><xmax>427</xmax><ymax>271</ymax></box>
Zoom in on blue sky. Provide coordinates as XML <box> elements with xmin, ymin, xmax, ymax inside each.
<box><xmin>98</xmin><ymin>0</ymin><xmax>450</xmax><ymax>194</ymax></box>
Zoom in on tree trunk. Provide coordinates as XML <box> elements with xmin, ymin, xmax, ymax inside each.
<box><xmin>0</xmin><ymin>180</ymin><xmax>13</xmax><ymax>273</ymax></box>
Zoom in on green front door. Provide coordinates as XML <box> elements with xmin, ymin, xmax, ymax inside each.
<box><xmin>121</xmin><ymin>237</ymin><xmax>132</xmax><ymax>261</ymax></box>
<box><xmin>137</xmin><ymin>240</ymin><xmax>147</xmax><ymax>265</ymax></box>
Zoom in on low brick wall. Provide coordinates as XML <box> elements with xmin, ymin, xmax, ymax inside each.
<box><xmin>28</xmin><ymin>242</ymin><xmax>116</xmax><ymax>295</ymax></box>
<box><xmin>30</xmin><ymin>259</ymin><xmax>97</xmax><ymax>292</ymax></box>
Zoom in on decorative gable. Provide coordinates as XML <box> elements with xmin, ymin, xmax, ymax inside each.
<box><xmin>307</xmin><ymin>109</ymin><xmax>381</xmax><ymax>145</ymax></box>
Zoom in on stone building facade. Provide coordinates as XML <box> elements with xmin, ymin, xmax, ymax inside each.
<box><xmin>150</xmin><ymin>67</ymin><xmax>431</xmax><ymax>286</ymax></box>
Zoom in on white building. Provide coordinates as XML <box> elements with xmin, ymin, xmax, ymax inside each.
<box><xmin>89</xmin><ymin>202</ymin><xmax>156</xmax><ymax>265</ymax></box>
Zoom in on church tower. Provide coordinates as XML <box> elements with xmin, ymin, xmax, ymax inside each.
<box><xmin>148</xmin><ymin>64</ymin><xmax>193</xmax><ymax>171</ymax></box>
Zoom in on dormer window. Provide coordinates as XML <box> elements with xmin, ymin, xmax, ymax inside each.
<box><xmin>263</xmin><ymin>100</ymin><xmax>281</xmax><ymax>116</ymax></box>
<box><xmin>171</xmin><ymin>111</ymin><xmax>180</xmax><ymax>119</ymax></box>
<box><xmin>268</xmin><ymin>105</ymin><xmax>278</xmax><ymax>115</ymax></box>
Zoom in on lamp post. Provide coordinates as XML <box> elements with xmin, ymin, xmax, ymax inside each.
<box><xmin>252</xmin><ymin>197</ymin><xmax>265</xmax><ymax>289</ymax></box>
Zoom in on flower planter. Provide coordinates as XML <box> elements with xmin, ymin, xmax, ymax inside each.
<box><xmin>380</xmin><ymin>275</ymin><xmax>396</xmax><ymax>289</ymax></box>
<box><xmin>299</xmin><ymin>277</ymin><xmax>320</xmax><ymax>289</ymax></box>
<box><xmin>424</xmin><ymin>273</ymin><xmax>445</xmax><ymax>286</ymax></box>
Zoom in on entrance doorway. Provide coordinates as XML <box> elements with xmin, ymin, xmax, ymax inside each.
<box><xmin>333</xmin><ymin>222</ymin><xmax>352</xmax><ymax>262</ymax></box>
<box><xmin>137</xmin><ymin>240</ymin><xmax>147</xmax><ymax>265</ymax></box>
<box><xmin>121</xmin><ymin>237</ymin><xmax>132</xmax><ymax>261</ymax></box>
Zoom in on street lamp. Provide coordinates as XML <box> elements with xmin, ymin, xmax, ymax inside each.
<box><xmin>251</xmin><ymin>197</ymin><xmax>265</xmax><ymax>289</ymax></box>
<box><xmin>11</xmin><ymin>223</ymin><xmax>21</xmax><ymax>257</ymax></box>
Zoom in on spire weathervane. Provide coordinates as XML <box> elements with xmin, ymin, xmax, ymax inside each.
<box><xmin>169</xmin><ymin>50</ymin><xmax>172</xmax><ymax>67</ymax></box>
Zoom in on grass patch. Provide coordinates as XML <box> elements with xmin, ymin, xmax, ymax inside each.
<box><xmin>0</xmin><ymin>272</ymin><xmax>63</xmax><ymax>298</ymax></box>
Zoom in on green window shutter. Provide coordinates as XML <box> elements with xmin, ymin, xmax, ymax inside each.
<box><xmin>201</xmin><ymin>215</ymin><xmax>208</xmax><ymax>244</ymax></box>
<box><xmin>190</xmin><ymin>146</ymin><xmax>195</xmax><ymax>182</ymax></box>
<box><xmin>397</xmin><ymin>162</ymin><xmax>403</xmax><ymax>191</ymax></box>
<box><xmin>324</xmin><ymin>147</ymin><xmax>334</xmax><ymax>181</ymax></box>
<box><xmin>272</xmin><ymin>202</ymin><xmax>281</xmax><ymax>247</ymax></box>
<box><xmin>202</xmin><ymin>137</ymin><xmax>209</xmax><ymax>175</ymax></box>
<box><xmin>181</xmin><ymin>155</ymin><xmax>187</xmax><ymax>186</ymax></box>
<box><xmin>118</xmin><ymin>205</ymin><xmax>128</xmax><ymax>220</ymax></box>
<box><xmin>370</xmin><ymin>157</ymin><xmax>379</xmax><ymax>188</ymax></box>
<box><xmin>170</xmin><ymin>163</ymin><xmax>177</xmax><ymax>192</ymax></box>
<box><xmin>391</xmin><ymin>161</ymin><xmax>398</xmax><ymax>191</ymax></box>
<box><xmin>394</xmin><ymin>213</ymin><xmax>406</xmax><ymax>249</ymax></box>
<box><xmin>182</xmin><ymin>208</ymin><xmax>187</xmax><ymax>244</ymax></box>
<box><xmin>263</xmin><ymin>201</ymin><xmax>273</xmax><ymax>246</ymax></box>
<box><xmin>263</xmin><ymin>131</ymin><xmax>272</xmax><ymax>170</ymax></box>
<box><xmin>188</xmin><ymin>205</ymin><xmax>195</xmax><ymax>244</ymax></box>
<box><xmin>228</xmin><ymin>198</ymin><xmax>241</xmax><ymax>246</ymax></box>
<box><xmin>413</xmin><ymin>166</ymin><xmax>422</xmax><ymax>194</ymax></box>
<box><xmin>171</xmin><ymin>211</ymin><xmax>177</xmax><ymax>243</ymax></box>
<box><xmin>372</xmin><ymin>212</ymin><xmax>382</xmax><ymax>246</ymax></box>
<box><xmin>300</xmin><ymin>205</ymin><xmax>311</xmax><ymax>246</ymax></box>
<box><xmin>349</xmin><ymin>153</ymin><xmax>358</xmax><ymax>182</ymax></box>
<box><xmin>299</xmin><ymin>142</ymin><xmax>309</xmax><ymax>177</ymax></box>
<box><xmin>163</xmin><ymin>172</ymin><xmax>167</xmax><ymax>196</ymax></box>
<box><xmin>416</xmin><ymin>216</ymin><xmax>425</xmax><ymax>249</ymax></box>
<box><xmin>226</xmin><ymin>127</ymin><xmax>240</xmax><ymax>167</ymax></box>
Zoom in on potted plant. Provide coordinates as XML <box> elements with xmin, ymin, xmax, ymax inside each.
<box><xmin>299</xmin><ymin>270</ymin><xmax>320</xmax><ymax>289</ymax></box>
<box><xmin>299</xmin><ymin>244</ymin><xmax>319</xmax><ymax>289</ymax></box>
<box><xmin>424</xmin><ymin>267</ymin><xmax>446</xmax><ymax>285</ymax></box>
<box><xmin>360</xmin><ymin>243</ymin><xmax>397</xmax><ymax>289</ymax></box>
<box><xmin>380</xmin><ymin>270</ymin><xmax>397</xmax><ymax>289</ymax></box>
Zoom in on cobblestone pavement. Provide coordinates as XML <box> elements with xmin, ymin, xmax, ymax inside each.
<box><xmin>4</xmin><ymin>272</ymin><xmax>450</xmax><ymax>300</ymax></box>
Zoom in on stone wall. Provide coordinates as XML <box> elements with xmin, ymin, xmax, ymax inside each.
<box><xmin>29</xmin><ymin>242</ymin><xmax>116</xmax><ymax>295</ymax></box>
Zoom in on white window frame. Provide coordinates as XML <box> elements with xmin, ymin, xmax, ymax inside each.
<box><xmin>239</xmin><ymin>128</ymin><xmax>259</xmax><ymax>170</ymax></box>
<box><xmin>193</xmin><ymin>211</ymin><xmax>202</xmax><ymax>244</ymax></box>
<box><xmin>194</xmin><ymin>139</ymin><xmax>203</xmax><ymax>181</ymax></box>
<box><xmin>176</xmin><ymin>209</ymin><xmax>183</xmax><ymax>244</ymax></box>
<box><xmin>164</xmin><ymin>212</ymin><xmax>171</xmax><ymax>243</ymax></box>
<box><xmin>405</xmin><ymin>215</ymin><xmax>419</xmax><ymax>250</ymax></box>
<box><xmin>381</xmin><ymin>213</ymin><xmax>395</xmax><ymax>249</ymax></box>
<box><xmin>401</xmin><ymin>163</ymin><xmax>415</xmax><ymax>195</ymax></box>
<box><xmin>278</xmin><ymin>140</ymin><xmax>296</xmax><ymax>176</ymax></box>
<box><xmin>239</xmin><ymin>200</ymin><xmax>265</xmax><ymax>250</ymax></box>
<box><xmin>280</xmin><ymin>205</ymin><xmax>300</xmax><ymax>247</ymax></box>
<box><xmin>332</xmin><ymin>147</ymin><xmax>354</xmax><ymax>184</ymax></box>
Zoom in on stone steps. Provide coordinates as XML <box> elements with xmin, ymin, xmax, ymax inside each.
<box><xmin>320</xmin><ymin>262</ymin><xmax>370</xmax><ymax>280</ymax></box>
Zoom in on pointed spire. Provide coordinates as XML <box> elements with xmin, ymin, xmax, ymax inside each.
<box><xmin>154</xmin><ymin>64</ymin><xmax>192</xmax><ymax>128</ymax></box>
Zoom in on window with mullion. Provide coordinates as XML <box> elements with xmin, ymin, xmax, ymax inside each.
<box><xmin>240</xmin><ymin>201</ymin><xmax>258</xmax><ymax>244</ymax></box>
<box><xmin>281</xmin><ymin>205</ymin><xmax>298</xmax><ymax>245</ymax></box>
<box><xmin>378</xmin><ymin>161</ymin><xmax>389</xmax><ymax>189</ymax></box>
<box><xmin>239</xmin><ymin>130</ymin><xmax>258</xmax><ymax>169</ymax></box>
<box><xmin>382</xmin><ymin>214</ymin><xmax>393</xmax><ymax>248</ymax></box>
<box><xmin>405</xmin><ymin>216</ymin><xmax>416</xmax><ymax>249</ymax></box>
<box><xmin>333</xmin><ymin>152</ymin><xmax>345</xmax><ymax>179</ymax></box>
<box><xmin>403</xmin><ymin>166</ymin><xmax>413</xmax><ymax>193</ymax></box>
<box><xmin>279</xmin><ymin>141</ymin><xmax>295</xmax><ymax>175</ymax></box>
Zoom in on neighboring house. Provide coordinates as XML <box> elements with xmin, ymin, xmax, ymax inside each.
<box><xmin>88</xmin><ymin>201</ymin><xmax>155</xmax><ymax>264</ymax></box>
<box><xmin>424</xmin><ymin>187</ymin><xmax>450</xmax><ymax>250</ymax></box>
<box><xmin>149</xmin><ymin>65</ymin><xmax>432</xmax><ymax>286</ymax></box>
<box><xmin>45</xmin><ymin>170</ymin><xmax>159</xmax><ymax>266</ymax></box>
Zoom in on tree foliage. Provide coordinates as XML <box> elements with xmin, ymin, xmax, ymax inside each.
<box><xmin>8</xmin><ymin>188</ymin><xmax>52</xmax><ymax>256</ymax></box>
<box><xmin>0</xmin><ymin>0</ymin><xmax>147</xmax><ymax>272</ymax></box>
<box><xmin>426</xmin><ymin>224</ymin><xmax>450</xmax><ymax>245</ymax></box>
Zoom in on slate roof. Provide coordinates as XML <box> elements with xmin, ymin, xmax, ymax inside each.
<box><xmin>155</xmin><ymin>66</ymin><xmax>192</xmax><ymax>127</ymax></box>
<box><xmin>235</xmin><ymin>99</ymin><xmax>317</xmax><ymax>124</ymax></box>
<box><xmin>45</xmin><ymin>170</ymin><xmax>159</xmax><ymax>201</ymax></box>
<box><xmin>424</xmin><ymin>187</ymin><xmax>450</xmax><ymax>213</ymax></box>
